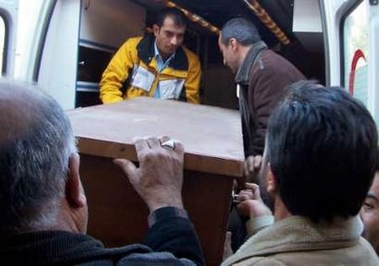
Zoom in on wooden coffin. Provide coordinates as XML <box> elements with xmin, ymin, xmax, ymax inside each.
<box><xmin>66</xmin><ymin>97</ymin><xmax>244</xmax><ymax>265</ymax></box>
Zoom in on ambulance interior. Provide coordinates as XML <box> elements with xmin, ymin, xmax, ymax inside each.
<box><xmin>76</xmin><ymin>0</ymin><xmax>325</xmax><ymax>109</ymax></box>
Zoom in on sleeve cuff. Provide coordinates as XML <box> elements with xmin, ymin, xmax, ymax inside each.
<box><xmin>147</xmin><ymin>206</ymin><xmax>189</xmax><ymax>227</ymax></box>
<box><xmin>245</xmin><ymin>215</ymin><xmax>274</xmax><ymax>237</ymax></box>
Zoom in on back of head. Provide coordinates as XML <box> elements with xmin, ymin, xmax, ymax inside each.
<box><xmin>266</xmin><ymin>80</ymin><xmax>378</xmax><ymax>222</ymax></box>
<box><xmin>220</xmin><ymin>17</ymin><xmax>261</xmax><ymax>46</ymax></box>
<box><xmin>155</xmin><ymin>7</ymin><xmax>187</xmax><ymax>28</ymax></box>
<box><xmin>0</xmin><ymin>80</ymin><xmax>76</xmax><ymax>233</ymax></box>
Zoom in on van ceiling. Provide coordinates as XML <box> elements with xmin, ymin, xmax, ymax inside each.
<box><xmin>131</xmin><ymin>0</ymin><xmax>297</xmax><ymax>47</ymax></box>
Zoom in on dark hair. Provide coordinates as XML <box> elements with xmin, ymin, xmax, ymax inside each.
<box><xmin>155</xmin><ymin>7</ymin><xmax>187</xmax><ymax>28</ymax></box>
<box><xmin>266</xmin><ymin>80</ymin><xmax>378</xmax><ymax>222</ymax></box>
<box><xmin>220</xmin><ymin>18</ymin><xmax>261</xmax><ymax>46</ymax></box>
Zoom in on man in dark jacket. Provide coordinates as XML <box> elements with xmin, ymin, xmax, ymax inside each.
<box><xmin>222</xmin><ymin>80</ymin><xmax>379</xmax><ymax>266</ymax></box>
<box><xmin>218</xmin><ymin>17</ymin><xmax>305</xmax><ymax>184</ymax></box>
<box><xmin>218</xmin><ymin>17</ymin><xmax>305</xmax><ymax>251</ymax></box>
<box><xmin>0</xmin><ymin>79</ymin><xmax>204</xmax><ymax>265</ymax></box>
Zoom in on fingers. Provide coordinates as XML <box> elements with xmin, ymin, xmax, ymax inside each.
<box><xmin>236</xmin><ymin>183</ymin><xmax>260</xmax><ymax>201</ymax></box>
<box><xmin>245</xmin><ymin>155</ymin><xmax>262</xmax><ymax>173</ymax></box>
<box><xmin>134</xmin><ymin>136</ymin><xmax>160</xmax><ymax>150</ymax></box>
<box><xmin>245</xmin><ymin>182</ymin><xmax>259</xmax><ymax>191</ymax></box>
<box><xmin>252</xmin><ymin>155</ymin><xmax>262</xmax><ymax>170</ymax></box>
<box><xmin>244</xmin><ymin>182</ymin><xmax>263</xmax><ymax>202</ymax></box>
<box><xmin>134</xmin><ymin>136</ymin><xmax>183</xmax><ymax>153</ymax></box>
<box><xmin>147</xmin><ymin>137</ymin><xmax>161</xmax><ymax>149</ymax></box>
<box><xmin>118</xmin><ymin>135</ymin><xmax>185</xmax><ymax>212</ymax></box>
<box><xmin>133</xmin><ymin>137</ymin><xmax>149</xmax><ymax>161</ymax></box>
<box><xmin>159</xmin><ymin>135</ymin><xmax>171</xmax><ymax>144</ymax></box>
<box><xmin>237</xmin><ymin>189</ymin><xmax>253</xmax><ymax>201</ymax></box>
<box><xmin>244</xmin><ymin>156</ymin><xmax>253</xmax><ymax>177</ymax></box>
<box><xmin>171</xmin><ymin>139</ymin><xmax>184</xmax><ymax>159</ymax></box>
<box><xmin>244</xmin><ymin>155</ymin><xmax>263</xmax><ymax>184</ymax></box>
<box><xmin>113</xmin><ymin>158</ymin><xmax>137</xmax><ymax>183</ymax></box>
<box><xmin>252</xmin><ymin>186</ymin><xmax>263</xmax><ymax>201</ymax></box>
<box><xmin>159</xmin><ymin>135</ymin><xmax>184</xmax><ymax>154</ymax></box>
<box><xmin>159</xmin><ymin>136</ymin><xmax>185</xmax><ymax>163</ymax></box>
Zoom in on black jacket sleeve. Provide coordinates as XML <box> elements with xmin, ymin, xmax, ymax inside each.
<box><xmin>143</xmin><ymin>207</ymin><xmax>205</xmax><ymax>266</ymax></box>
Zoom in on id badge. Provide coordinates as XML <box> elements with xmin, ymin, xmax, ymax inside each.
<box><xmin>130</xmin><ymin>65</ymin><xmax>155</xmax><ymax>92</ymax></box>
<box><xmin>159</xmin><ymin>79</ymin><xmax>185</xmax><ymax>100</ymax></box>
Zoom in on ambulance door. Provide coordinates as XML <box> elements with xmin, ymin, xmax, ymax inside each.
<box><xmin>320</xmin><ymin>0</ymin><xmax>379</xmax><ymax>127</ymax></box>
<box><xmin>0</xmin><ymin>0</ymin><xmax>80</xmax><ymax>110</ymax></box>
<box><xmin>0</xmin><ymin>0</ymin><xmax>18</xmax><ymax>77</ymax></box>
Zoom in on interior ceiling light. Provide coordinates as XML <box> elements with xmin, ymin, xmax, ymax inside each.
<box><xmin>163</xmin><ymin>0</ymin><xmax>220</xmax><ymax>34</ymax></box>
<box><xmin>242</xmin><ymin>0</ymin><xmax>290</xmax><ymax>45</ymax></box>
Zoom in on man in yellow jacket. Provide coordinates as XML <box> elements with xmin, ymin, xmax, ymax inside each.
<box><xmin>100</xmin><ymin>7</ymin><xmax>201</xmax><ymax>104</ymax></box>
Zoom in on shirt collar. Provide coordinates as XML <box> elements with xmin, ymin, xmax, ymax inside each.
<box><xmin>235</xmin><ymin>40</ymin><xmax>267</xmax><ymax>85</ymax></box>
<box><xmin>154</xmin><ymin>41</ymin><xmax>176</xmax><ymax>63</ymax></box>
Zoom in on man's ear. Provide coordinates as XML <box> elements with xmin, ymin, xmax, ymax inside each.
<box><xmin>229</xmin><ymin>38</ymin><xmax>238</xmax><ymax>52</ymax></box>
<box><xmin>153</xmin><ymin>24</ymin><xmax>160</xmax><ymax>37</ymax></box>
<box><xmin>66</xmin><ymin>153</ymin><xmax>86</xmax><ymax>208</ymax></box>
<box><xmin>266</xmin><ymin>163</ymin><xmax>278</xmax><ymax>194</ymax></box>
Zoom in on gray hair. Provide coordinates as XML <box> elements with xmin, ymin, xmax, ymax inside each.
<box><xmin>0</xmin><ymin>80</ymin><xmax>77</xmax><ymax>232</ymax></box>
<box><xmin>220</xmin><ymin>18</ymin><xmax>261</xmax><ymax>46</ymax></box>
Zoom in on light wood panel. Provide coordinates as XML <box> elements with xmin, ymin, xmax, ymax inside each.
<box><xmin>67</xmin><ymin>97</ymin><xmax>244</xmax><ymax>265</ymax></box>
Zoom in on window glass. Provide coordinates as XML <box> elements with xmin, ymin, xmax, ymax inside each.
<box><xmin>343</xmin><ymin>1</ymin><xmax>368</xmax><ymax>105</ymax></box>
<box><xmin>15</xmin><ymin>0</ymin><xmax>54</xmax><ymax>80</ymax></box>
<box><xmin>0</xmin><ymin>17</ymin><xmax>5</xmax><ymax>74</ymax></box>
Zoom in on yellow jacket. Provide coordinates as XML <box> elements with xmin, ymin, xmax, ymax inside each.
<box><xmin>100</xmin><ymin>34</ymin><xmax>201</xmax><ymax>104</ymax></box>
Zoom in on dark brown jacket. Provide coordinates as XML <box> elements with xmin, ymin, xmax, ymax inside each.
<box><xmin>236</xmin><ymin>41</ymin><xmax>305</xmax><ymax>157</ymax></box>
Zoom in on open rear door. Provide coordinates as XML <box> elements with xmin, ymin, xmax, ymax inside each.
<box><xmin>0</xmin><ymin>0</ymin><xmax>18</xmax><ymax>77</ymax></box>
<box><xmin>320</xmin><ymin>0</ymin><xmax>379</xmax><ymax>128</ymax></box>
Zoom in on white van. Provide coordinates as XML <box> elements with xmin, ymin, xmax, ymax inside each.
<box><xmin>0</xmin><ymin>0</ymin><xmax>377</xmax><ymax>123</ymax></box>
<box><xmin>0</xmin><ymin>1</ymin><xmax>378</xmax><ymax>264</ymax></box>
<box><xmin>0</xmin><ymin>0</ymin><xmax>379</xmax><ymax>124</ymax></box>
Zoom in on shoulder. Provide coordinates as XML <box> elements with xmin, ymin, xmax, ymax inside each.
<box><xmin>182</xmin><ymin>46</ymin><xmax>200</xmax><ymax>63</ymax></box>
<box><xmin>120</xmin><ymin>36</ymin><xmax>144</xmax><ymax>50</ymax></box>
<box><xmin>251</xmin><ymin>50</ymin><xmax>304</xmax><ymax>83</ymax></box>
<box><xmin>117</xmin><ymin>251</ymin><xmax>196</xmax><ymax>265</ymax></box>
<box><xmin>257</xmin><ymin>50</ymin><xmax>301</xmax><ymax>73</ymax></box>
<box><xmin>227</xmin><ymin>256</ymin><xmax>286</xmax><ymax>266</ymax></box>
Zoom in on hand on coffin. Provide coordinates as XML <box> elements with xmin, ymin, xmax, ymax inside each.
<box><xmin>243</xmin><ymin>155</ymin><xmax>262</xmax><ymax>184</ymax></box>
<box><xmin>235</xmin><ymin>183</ymin><xmax>272</xmax><ymax>219</ymax></box>
<box><xmin>114</xmin><ymin>136</ymin><xmax>185</xmax><ymax>212</ymax></box>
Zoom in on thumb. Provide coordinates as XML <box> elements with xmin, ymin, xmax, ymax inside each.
<box><xmin>245</xmin><ymin>183</ymin><xmax>263</xmax><ymax>201</ymax></box>
<box><xmin>245</xmin><ymin>182</ymin><xmax>259</xmax><ymax>190</ymax></box>
<box><xmin>113</xmin><ymin>158</ymin><xmax>137</xmax><ymax>181</ymax></box>
<box><xmin>226</xmin><ymin>231</ymin><xmax>232</xmax><ymax>240</ymax></box>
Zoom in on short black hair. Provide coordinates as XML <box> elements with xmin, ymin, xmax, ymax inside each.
<box><xmin>220</xmin><ymin>17</ymin><xmax>261</xmax><ymax>46</ymax></box>
<box><xmin>155</xmin><ymin>7</ymin><xmax>187</xmax><ymax>28</ymax></box>
<box><xmin>266</xmin><ymin>80</ymin><xmax>378</xmax><ymax>222</ymax></box>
